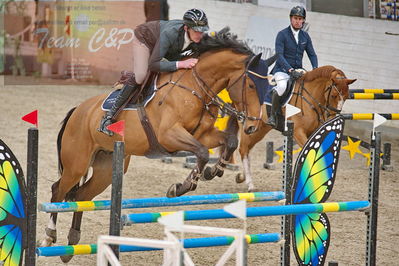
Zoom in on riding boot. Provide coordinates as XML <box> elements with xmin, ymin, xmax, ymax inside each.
<box><xmin>266</xmin><ymin>90</ymin><xmax>282</xmax><ymax>128</ymax></box>
<box><xmin>98</xmin><ymin>79</ymin><xmax>140</xmax><ymax>136</ymax></box>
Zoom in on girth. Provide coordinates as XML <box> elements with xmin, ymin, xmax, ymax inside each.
<box><xmin>137</xmin><ymin>105</ymin><xmax>171</xmax><ymax>158</ymax></box>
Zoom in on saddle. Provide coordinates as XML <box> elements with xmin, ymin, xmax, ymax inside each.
<box><xmin>113</xmin><ymin>70</ymin><xmax>172</xmax><ymax>158</ymax></box>
<box><xmin>265</xmin><ymin>69</ymin><xmax>305</xmax><ymax>132</ymax></box>
<box><xmin>115</xmin><ymin>70</ymin><xmax>157</xmax><ymax>105</ymax></box>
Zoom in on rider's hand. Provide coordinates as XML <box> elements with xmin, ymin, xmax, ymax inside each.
<box><xmin>177</xmin><ymin>58</ymin><xmax>198</xmax><ymax>69</ymax></box>
<box><xmin>290</xmin><ymin>69</ymin><xmax>304</xmax><ymax>79</ymax></box>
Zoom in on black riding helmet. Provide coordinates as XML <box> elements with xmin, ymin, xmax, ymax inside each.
<box><xmin>290</xmin><ymin>6</ymin><xmax>306</xmax><ymax>19</ymax></box>
<box><xmin>183</xmin><ymin>8</ymin><xmax>209</xmax><ymax>32</ymax></box>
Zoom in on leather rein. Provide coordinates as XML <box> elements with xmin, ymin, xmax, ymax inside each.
<box><xmin>293</xmin><ymin>77</ymin><xmax>346</xmax><ymax>125</ymax></box>
<box><xmin>156</xmin><ymin>57</ymin><xmax>262</xmax><ymax>134</ymax></box>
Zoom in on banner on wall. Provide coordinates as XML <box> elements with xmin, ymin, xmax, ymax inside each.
<box><xmin>4</xmin><ymin>1</ymin><xmax>146</xmax><ymax>85</ymax></box>
<box><xmin>244</xmin><ymin>16</ymin><xmax>287</xmax><ymax>62</ymax></box>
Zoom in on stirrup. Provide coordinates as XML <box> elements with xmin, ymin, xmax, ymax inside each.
<box><xmin>97</xmin><ymin>115</ymin><xmax>114</xmax><ymax>136</ymax></box>
<box><xmin>266</xmin><ymin>117</ymin><xmax>277</xmax><ymax>128</ymax></box>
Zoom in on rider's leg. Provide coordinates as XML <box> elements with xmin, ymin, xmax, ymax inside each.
<box><xmin>98</xmin><ymin>77</ymin><xmax>140</xmax><ymax>136</ymax></box>
<box><xmin>98</xmin><ymin>37</ymin><xmax>149</xmax><ymax>136</ymax></box>
<box><xmin>267</xmin><ymin>72</ymin><xmax>288</xmax><ymax>128</ymax></box>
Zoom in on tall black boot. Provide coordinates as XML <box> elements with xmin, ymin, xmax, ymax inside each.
<box><xmin>98</xmin><ymin>81</ymin><xmax>140</xmax><ymax>136</ymax></box>
<box><xmin>266</xmin><ymin>90</ymin><xmax>282</xmax><ymax>128</ymax></box>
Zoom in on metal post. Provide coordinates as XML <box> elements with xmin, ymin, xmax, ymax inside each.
<box><xmin>25</xmin><ymin>128</ymin><xmax>38</xmax><ymax>266</ymax></box>
<box><xmin>381</xmin><ymin>143</ymin><xmax>393</xmax><ymax>171</ymax></box>
<box><xmin>280</xmin><ymin>121</ymin><xmax>293</xmax><ymax>266</ymax></box>
<box><xmin>263</xmin><ymin>141</ymin><xmax>275</xmax><ymax>170</ymax></box>
<box><xmin>109</xmin><ymin>141</ymin><xmax>124</xmax><ymax>260</ymax></box>
<box><xmin>242</xmin><ymin>238</ymin><xmax>248</xmax><ymax>266</ymax></box>
<box><xmin>365</xmin><ymin>131</ymin><xmax>381</xmax><ymax>266</ymax></box>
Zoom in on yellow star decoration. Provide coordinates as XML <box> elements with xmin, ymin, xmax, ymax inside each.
<box><xmin>359</xmin><ymin>152</ymin><xmax>384</xmax><ymax>167</ymax></box>
<box><xmin>275</xmin><ymin>147</ymin><xmax>302</xmax><ymax>163</ymax></box>
<box><xmin>360</xmin><ymin>152</ymin><xmax>371</xmax><ymax>166</ymax></box>
<box><xmin>275</xmin><ymin>150</ymin><xmax>284</xmax><ymax>163</ymax></box>
<box><xmin>341</xmin><ymin>137</ymin><xmax>363</xmax><ymax>159</ymax></box>
<box><xmin>294</xmin><ymin>147</ymin><xmax>302</xmax><ymax>155</ymax></box>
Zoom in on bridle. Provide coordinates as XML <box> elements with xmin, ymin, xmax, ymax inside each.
<box><xmin>192</xmin><ymin>64</ymin><xmax>262</xmax><ymax>123</ymax></box>
<box><xmin>324</xmin><ymin>78</ymin><xmax>346</xmax><ymax>115</ymax></box>
<box><xmin>155</xmin><ymin>54</ymin><xmax>263</xmax><ymax>134</ymax></box>
<box><xmin>293</xmin><ymin>76</ymin><xmax>346</xmax><ymax>125</ymax></box>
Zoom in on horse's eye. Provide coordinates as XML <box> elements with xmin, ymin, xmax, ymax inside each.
<box><xmin>249</xmin><ymin>84</ymin><xmax>255</xmax><ymax>89</ymax></box>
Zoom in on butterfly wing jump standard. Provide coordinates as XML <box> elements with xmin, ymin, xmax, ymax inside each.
<box><xmin>291</xmin><ymin>116</ymin><xmax>345</xmax><ymax>265</ymax></box>
<box><xmin>0</xmin><ymin>139</ymin><xmax>27</xmax><ymax>266</ymax></box>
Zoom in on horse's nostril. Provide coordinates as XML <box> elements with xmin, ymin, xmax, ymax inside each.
<box><xmin>244</xmin><ymin>126</ymin><xmax>256</xmax><ymax>135</ymax></box>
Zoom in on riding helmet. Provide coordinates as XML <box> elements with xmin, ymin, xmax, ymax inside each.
<box><xmin>290</xmin><ymin>6</ymin><xmax>306</xmax><ymax>19</ymax></box>
<box><xmin>183</xmin><ymin>8</ymin><xmax>209</xmax><ymax>32</ymax></box>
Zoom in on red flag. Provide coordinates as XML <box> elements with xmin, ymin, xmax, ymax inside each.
<box><xmin>22</xmin><ymin>110</ymin><xmax>38</xmax><ymax>127</ymax></box>
<box><xmin>107</xmin><ymin>120</ymin><xmax>125</xmax><ymax>137</ymax></box>
<box><xmin>64</xmin><ymin>7</ymin><xmax>71</xmax><ymax>36</ymax></box>
<box><xmin>65</xmin><ymin>17</ymin><xmax>70</xmax><ymax>36</ymax></box>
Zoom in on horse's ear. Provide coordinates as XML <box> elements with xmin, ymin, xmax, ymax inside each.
<box><xmin>248</xmin><ymin>53</ymin><xmax>262</xmax><ymax>68</ymax></box>
<box><xmin>346</xmin><ymin>79</ymin><xmax>357</xmax><ymax>85</ymax></box>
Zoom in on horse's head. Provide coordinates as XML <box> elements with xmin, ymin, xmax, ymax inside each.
<box><xmin>324</xmin><ymin>68</ymin><xmax>356</xmax><ymax>115</ymax></box>
<box><xmin>224</xmin><ymin>53</ymin><xmax>268</xmax><ymax>135</ymax></box>
<box><xmin>301</xmin><ymin>66</ymin><xmax>356</xmax><ymax>119</ymax></box>
<box><xmin>192</xmin><ymin>31</ymin><xmax>269</xmax><ymax>135</ymax></box>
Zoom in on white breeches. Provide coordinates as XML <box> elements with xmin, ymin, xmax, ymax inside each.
<box><xmin>273</xmin><ymin>72</ymin><xmax>290</xmax><ymax>96</ymax></box>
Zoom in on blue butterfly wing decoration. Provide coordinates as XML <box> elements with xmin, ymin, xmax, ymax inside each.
<box><xmin>0</xmin><ymin>139</ymin><xmax>27</xmax><ymax>266</ymax></box>
<box><xmin>291</xmin><ymin>116</ymin><xmax>345</xmax><ymax>265</ymax></box>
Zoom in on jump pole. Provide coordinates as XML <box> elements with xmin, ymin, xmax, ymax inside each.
<box><xmin>342</xmin><ymin>113</ymin><xmax>399</xmax><ymax>120</ymax></box>
<box><xmin>36</xmin><ymin>233</ymin><xmax>281</xmax><ymax>257</ymax></box>
<box><xmin>349</xmin><ymin>89</ymin><xmax>399</xmax><ymax>93</ymax></box>
<box><xmin>39</xmin><ymin>191</ymin><xmax>285</xmax><ymax>213</ymax></box>
<box><xmin>121</xmin><ymin>201</ymin><xmax>370</xmax><ymax>225</ymax></box>
<box><xmin>348</xmin><ymin>93</ymin><xmax>399</xmax><ymax>99</ymax></box>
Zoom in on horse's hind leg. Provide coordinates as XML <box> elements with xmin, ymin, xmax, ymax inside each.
<box><xmin>41</xmin><ymin>180</ymin><xmax>61</xmax><ymax>247</ymax></box>
<box><xmin>41</xmin><ymin>146</ymin><xmax>94</xmax><ymax>247</ymax></box>
<box><xmin>237</xmin><ymin>122</ymin><xmax>272</xmax><ymax>192</ymax></box>
<box><xmin>60</xmin><ymin>152</ymin><xmax>131</xmax><ymax>263</ymax></box>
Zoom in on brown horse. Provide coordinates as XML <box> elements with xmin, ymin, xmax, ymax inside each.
<box><xmin>41</xmin><ymin>34</ymin><xmax>273</xmax><ymax>262</ymax></box>
<box><xmin>235</xmin><ymin>65</ymin><xmax>356</xmax><ymax>191</ymax></box>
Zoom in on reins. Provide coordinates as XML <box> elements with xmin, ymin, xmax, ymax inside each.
<box><xmin>293</xmin><ymin>77</ymin><xmax>346</xmax><ymax>125</ymax></box>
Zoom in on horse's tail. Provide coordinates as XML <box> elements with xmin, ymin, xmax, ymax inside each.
<box><xmin>57</xmin><ymin>107</ymin><xmax>76</xmax><ymax>176</ymax></box>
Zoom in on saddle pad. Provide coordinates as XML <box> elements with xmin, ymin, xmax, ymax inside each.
<box><xmin>263</xmin><ymin>80</ymin><xmax>296</xmax><ymax>107</ymax></box>
<box><xmin>101</xmin><ymin>77</ymin><xmax>158</xmax><ymax>111</ymax></box>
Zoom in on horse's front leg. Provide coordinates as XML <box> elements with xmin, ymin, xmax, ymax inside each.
<box><xmin>202</xmin><ymin>116</ymin><xmax>239</xmax><ymax>181</ymax></box>
<box><xmin>159</xmin><ymin>126</ymin><xmax>210</xmax><ymax>198</ymax></box>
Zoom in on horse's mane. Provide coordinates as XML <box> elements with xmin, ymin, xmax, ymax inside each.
<box><xmin>302</xmin><ymin>65</ymin><xmax>346</xmax><ymax>82</ymax></box>
<box><xmin>192</xmin><ymin>27</ymin><xmax>254</xmax><ymax>59</ymax></box>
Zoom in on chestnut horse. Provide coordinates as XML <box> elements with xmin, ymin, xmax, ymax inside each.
<box><xmin>41</xmin><ymin>34</ymin><xmax>272</xmax><ymax>262</ymax></box>
<box><xmin>235</xmin><ymin>65</ymin><xmax>356</xmax><ymax>191</ymax></box>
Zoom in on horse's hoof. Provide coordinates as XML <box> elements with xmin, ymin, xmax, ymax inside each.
<box><xmin>201</xmin><ymin>166</ymin><xmax>214</xmax><ymax>181</ymax></box>
<box><xmin>216</xmin><ymin>168</ymin><xmax>224</xmax><ymax>177</ymax></box>
<box><xmin>68</xmin><ymin>228</ymin><xmax>81</xmax><ymax>245</ymax></box>
<box><xmin>248</xmin><ymin>187</ymin><xmax>258</xmax><ymax>193</ymax></box>
<box><xmin>40</xmin><ymin>237</ymin><xmax>54</xmax><ymax>247</ymax></box>
<box><xmin>235</xmin><ymin>173</ymin><xmax>245</xmax><ymax>183</ymax></box>
<box><xmin>60</xmin><ymin>255</ymin><xmax>74</xmax><ymax>263</ymax></box>
<box><xmin>166</xmin><ymin>183</ymin><xmax>178</xmax><ymax>198</ymax></box>
<box><xmin>167</xmin><ymin>183</ymin><xmax>185</xmax><ymax>198</ymax></box>
<box><xmin>40</xmin><ymin>228</ymin><xmax>57</xmax><ymax>247</ymax></box>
